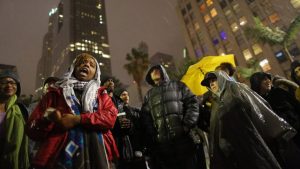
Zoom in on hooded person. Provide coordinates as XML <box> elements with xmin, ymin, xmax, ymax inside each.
<box><xmin>0</xmin><ymin>70</ymin><xmax>29</xmax><ymax>169</ymax></box>
<box><xmin>141</xmin><ymin>65</ymin><xmax>200</xmax><ymax>169</ymax></box>
<box><xmin>26</xmin><ymin>53</ymin><xmax>119</xmax><ymax>169</ymax></box>
<box><xmin>201</xmin><ymin>70</ymin><xmax>296</xmax><ymax>169</ymax></box>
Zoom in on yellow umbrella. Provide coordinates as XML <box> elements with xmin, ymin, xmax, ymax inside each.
<box><xmin>181</xmin><ymin>54</ymin><xmax>236</xmax><ymax>95</ymax></box>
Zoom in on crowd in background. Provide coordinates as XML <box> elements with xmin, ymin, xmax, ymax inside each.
<box><xmin>0</xmin><ymin>52</ymin><xmax>300</xmax><ymax>169</ymax></box>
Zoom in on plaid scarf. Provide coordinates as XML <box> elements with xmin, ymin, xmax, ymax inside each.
<box><xmin>73</xmin><ymin>81</ymin><xmax>88</xmax><ymax>91</ymax></box>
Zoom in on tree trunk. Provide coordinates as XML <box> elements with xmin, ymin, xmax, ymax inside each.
<box><xmin>284</xmin><ymin>42</ymin><xmax>294</xmax><ymax>62</ymax></box>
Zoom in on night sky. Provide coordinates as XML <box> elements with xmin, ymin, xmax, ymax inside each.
<box><xmin>0</xmin><ymin>0</ymin><xmax>185</xmax><ymax>95</ymax></box>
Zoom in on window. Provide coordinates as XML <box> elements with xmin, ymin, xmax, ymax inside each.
<box><xmin>217</xmin><ymin>48</ymin><xmax>225</xmax><ymax>55</ymax></box>
<box><xmin>275</xmin><ymin>51</ymin><xmax>287</xmax><ymax>62</ymax></box>
<box><xmin>187</xmin><ymin>3</ymin><xmax>192</xmax><ymax>11</ymax></box>
<box><xmin>219</xmin><ymin>0</ymin><xmax>227</xmax><ymax>9</ymax></box>
<box><xmin>252</xmin><ymin>44</ymin><xmax>262</xmax><ymax>55</ymax></box>
<box><xmin>204</xmin><ymin>14</ymin><xmax>211</xmax><ymax>23</ymax></box>
<box><xmin>194</xmin><ymin>22</ymin><xmax>200</xmax><ymax>30</ymax></box>
<box><xmin>181</xmin><ymin>8</ymin><xmax>187</xmax><ymax>16</ymax></box>
<box><xmin>233</xmin><ymin>3</ymin><xmax>240</xmax><ymax>13</ymax></box>
<box><xmin>199</xmin><ymin>4</ymin><xmax>206</xmax><ymax>13</ymax></box>
<box><xmin>243</xmin><ymin>49</ymin><xmax>253</xmax><ymax>60</ymax></box>
<box><xmin>259</xmin><ymin>59</ymin><xmax>271</xmax><ymax>71</ymax></box>
<box><xmin>239</xmin><ymin>16</ymin><xmax>247</xmax><ymax>26</ymax></box>
<box><xmin>291</xmin><ymin>0</ymin><xmax>300</xmax><ymax>8</ymax></box>
<box><xmin>206</xmin><ymin>0</ymin><xmax>213</xmax><ymax>6</ymax></box>
<box><xmin>210</xmin><ymin>8</ymin><xmax>218</xmax><ymax>17</ymax></box>
<box><xmin>220</xmin><ymin>31</ymin><xmax>227</xmax><ymax>40</ymax></box>
<box><xmin>213</xmin><ymin>38</ymin><xmax>219</xmax><ymax>45</ymax></box>
<box><xmin>231</xmin><ymin>22</ymin><xmax>239</xmax><ymax>32</ymax></box>
<box><xmin>269</xmin><ymin>13</ymin><xmax>280</xmax><ymax>23</ymax></box>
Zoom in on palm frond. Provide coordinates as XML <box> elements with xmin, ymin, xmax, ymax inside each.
<box><xmin>284</xmin><ymin>15</ymin><xmax>300</xmax><ymax>45</ymax></box>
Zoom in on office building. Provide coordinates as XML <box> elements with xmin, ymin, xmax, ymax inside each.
<box><xmin>177</xmin><ymin>0</ymin><xmax>300</xmax><ymax>77</ymax></box>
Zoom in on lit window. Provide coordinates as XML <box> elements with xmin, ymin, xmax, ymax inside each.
<box><xmin>291</xmin><ymin>0</ymin><xmax>300</xmax><ymax>8</ymax></box>
<box><xmin>259</xmin><ymin>59</ymin><xmax>271</xmax><ymax>71</ymax></box>
<box><xmin>233</xmin><ymin>3</ymin><xmax>240</xmax><ymax>13</ymax></box>
<box><xmin>213</xmin><ymin>38</ymin><xmax>219</xmax><ymax>45</ymax></box>
<box><xmin>220</xmin><ymin>31</ymin><xmax>227</xmax><ymax>40</ymax></box>
<box><xmin>102</xmin><ymin>43</ymin><xmax>110</xmax><ymax>47</ymax></box>
<box><xmin>217</xmin><ymin>48</ymin><xmax>225</xmax><ymax>55</ymax></box>
<box><xmin>252</xmin><ymin>44</ymin><xmax>262</xmax><ymax>55</ymax></box>
<box><xmin>231</xmin><ymin>22</ymin><xmax>239</xmax><ymax>32</ymax></box>
<box><xmin>204</xmin><ymin>14</ymin><xmax>211</xmax><ymax>23</ymax></box>
<box><xmin>210</xmin><ymin>8</ymin><xmax>218</xmax><ymax>18</ymax></box>
<box><xmin>243</xmin><ymin>49</ymin><xmax>253</xmax><ymax>60</ymax></box>
<box><xmin>275</xmin><ymin>51</ymin><xmax>286</xmax><ymax>62</ymax></box>
<box><xmin>239</xmin><ymin>16</ymin><xmax>247</xmax><ymax>26</ymax></box>
<box><xmin>194</xmin><ymin>22</ymin><xmax>200</xmax><ymax>30</ymax></box>
<box><xmin>206</xmin><ymin>0</ymin><xmax>213</xmax><ymax>6</ymax></box>
<box><xmin>96</xmin><ymin>3</ymin><xmax>102</xmax><ymax>9</ymax></box>
<box><xmin>199</xmin><ymin>4</ymin><xmax>206</xmax><ymax>13</ymax></box>
<box><xmin>102</xmin><ymin>53</ymin><xmax>111</xmax><ymax>58</ymax></box>
<box><xmin>269</xmin><ymin>13</ymin><xmax>280</xmax><ymax>23</ymax></box>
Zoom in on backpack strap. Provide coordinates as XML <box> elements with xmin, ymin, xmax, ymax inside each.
<box><xmin>17</xmin><ymin>102</ymin><xmax>29</xmax><ymax>121</ymax></box>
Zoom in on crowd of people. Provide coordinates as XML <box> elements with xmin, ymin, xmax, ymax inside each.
<box><xmin>0</xmin><ymin>52</ymin><xmax>300</xmax><ymax>169</ymax></box>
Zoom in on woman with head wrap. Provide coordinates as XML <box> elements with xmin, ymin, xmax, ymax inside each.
<box><xmin>26</xmin><ymin>53</ymin><xmax>119</xmax><ymax>169</ymax></box>
<box><xmin>201</xmin><ymin>70</ymin><xmax>295</xmax><ymax>169</ymax></box>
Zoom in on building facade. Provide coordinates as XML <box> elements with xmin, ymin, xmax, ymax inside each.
<box><xmin>177</xmin><ymin>0</ymin><xmax>300</xmax><ymax>77</ymax></box>
<box><xmin>150</xmin><ymin>52</ymin><xmax>177</xmax><ymax>73</ymax></box>
<box><xmin>36</xmin><ymin>0</ymin><xmax>112</xmax><ymax>90</ymax></box>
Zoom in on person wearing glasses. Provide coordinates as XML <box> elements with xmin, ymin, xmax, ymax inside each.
<box><xmin>0</xmin><ymin>70</ymin><xmax>29</xmax><ymax>169</ymax></box>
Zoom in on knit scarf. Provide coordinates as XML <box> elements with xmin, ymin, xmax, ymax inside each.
<box><xmin>0</xmin><ymin>95</ymin><xmax>29</xmax><ymax>169</ymax></box>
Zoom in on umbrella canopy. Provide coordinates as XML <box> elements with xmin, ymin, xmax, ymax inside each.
<box><xmin>181</xmin><ymin>54</ymin><xmax>236</xmax><ymax>95</ymax></box>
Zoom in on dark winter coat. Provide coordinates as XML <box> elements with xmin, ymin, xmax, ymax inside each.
<box><xmin>206</xmin><ymin>71</ymin><xmax>295</xmax><ymax>169</ymax></box>
<box><xmin>141</xmin><ymin>65</ymin><xmax>199</xmax><ymax>146</ymax></box>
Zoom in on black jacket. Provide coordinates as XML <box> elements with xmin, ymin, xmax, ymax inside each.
<box><xmin>141</xmin><ymin>65</ymin><xmax>199</xmax><ymax>146</ymax></box>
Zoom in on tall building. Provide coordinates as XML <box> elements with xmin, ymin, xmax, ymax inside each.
<box><xmin>177</xmin><ymin>0</ymin><xmax>300</xmax><ymax>77</ymax></box>
<box><xmin>36</xmin><ymin>0</ymin><xmax>112</xmax><ymax>89</ymax></box>
<box><xmin>150</xmin><ymin>52</ymin><xmax>177</xmax><ymax>73</ymax></box>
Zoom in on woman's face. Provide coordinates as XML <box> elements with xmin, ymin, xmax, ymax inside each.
<box><xmin>259</xmin><ymin>77</ymin><xmax>272</xmax><ymax>95</ymax></box>
<box><xmin>74</xmin><ymin>57</ymin><xmax>96</xmax><ymax>81</ymax></box>
<box><xmin>209</xmin><ymin>78</ymin><xmax>219</xmax><ymax>94</ymax></box>
<box><xmin>295</xmin><ymin>66</ymin><xmax>300</xmax><ymax>80</ymax></box>
<box><xmin>0</xmin><ymin>77</ymin><xmax>17</xmax><ymax>98</ymax></box>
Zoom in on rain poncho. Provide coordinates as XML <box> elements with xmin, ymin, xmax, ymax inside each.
<box><xmin>205</xmin><ymin>71</ymin><xmax>296</xmax><ymax>169</ymax></box>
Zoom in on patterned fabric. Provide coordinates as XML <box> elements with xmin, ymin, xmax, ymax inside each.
<box><xmin>55</xmin><ymin>56</ymin><xmax>109</xmax><ymax>169</ymax></box>
<box><xmin>73</xmin><ymin>81</ymin><xmax>89</xmax><ymax>91</ymax></box>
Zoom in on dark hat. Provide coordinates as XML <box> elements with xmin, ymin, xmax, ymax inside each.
<box><xmin>114</xmin><ymin>88</ymin><xmax>127</xmax><ymax>97</ymax></box>
<box><xmin>43</xmin><ymin>76</ymin><xmax>60</xmax><ymax>86</ymax></box>
<box><xmin>250</xmin><ymin>72</ymin><xmax>272</xmax><ymax>93</ymax></box>
<box><xmin>101</xmin><ymin>75</ymin><xmax>113</xmax><ymax>84</ymax></box>
<box><xmin>0</xmin><ymin>70</ymin><xmax>21</xmax><ymax>96</ymax></box>
<box><xmin>201</xmin><ymin>72</ymin><xmax>217</xmax><ymax>87</ymax></box>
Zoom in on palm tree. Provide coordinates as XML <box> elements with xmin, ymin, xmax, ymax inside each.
<box><xmin>168</xmin><ymin>55</ymin><xmax>198</xmax><ymax>81</ymax></box>
<box><xmin>236</xmin><ymin>58</ymin><xmax>262</xmax><ymax>80</ymax></box>
<box><xmin>245</xmin><ymin>15</ymin><xmax>300</xmax><ymax>62</ymax></box>
<box><xmin>124</xmin><ymin>42</ymin><xmax>149</xmax><ymax>102</ymax></box>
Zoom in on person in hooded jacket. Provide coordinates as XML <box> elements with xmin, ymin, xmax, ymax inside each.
<box><xmin>250</xmin><ymin>72</ymin><xmax>300</xmax><ymax>168</ymax></box>
<box><xmin>201</xmin><ymin>70</ymin><xmax>296</xmax><ymax>169</ymax></box>
<box><xmin>140</xmin><ymin>64</ymin><xmax>200</xmax><ymax>169</ymax></box>
<box><xmin>250</xmin><ymin>72</ymin><xmax>300</xmax><ymax>146</ymax></box>
<box><xmin>0</xmin><ymin>70</ymin><xmax>29</xmax><ymax>169</ymax></box>
<box><xmin>26</xmin><ymin>53</ymin><xmax>119</xmax><ymax>169</ymax></box>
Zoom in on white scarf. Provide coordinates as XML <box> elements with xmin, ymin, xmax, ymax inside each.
<box><xmin>56</xmin><ymin>57</ymin><xmax>101</xmax><ymax>113</ymax></box>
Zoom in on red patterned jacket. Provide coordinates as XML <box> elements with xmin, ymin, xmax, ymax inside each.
<box><xmin>26</xmin><ymin>87</ymin><xmax>119</xmax><ymax>168</ymax></box>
